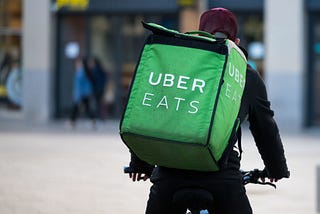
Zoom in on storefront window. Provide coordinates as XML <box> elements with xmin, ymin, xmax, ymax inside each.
<box><xmin>0</xmin><ymin>0</ymin><xmax>22</xmax><ymax>110</ymax></box>
<box><xmin>311</xmin><ymin>16</ymin><xmax>320</xmax><ymax>125</ymax></box>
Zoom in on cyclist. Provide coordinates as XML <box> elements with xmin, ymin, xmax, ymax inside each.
<box><xmin>127</xmin><ymin>7</ymin><xmax>290</xmax><ymax>214</ymax></box>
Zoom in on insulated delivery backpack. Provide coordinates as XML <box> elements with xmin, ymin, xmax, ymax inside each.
<box><xmin>120</xmin><ymin>22</ymin><xmax>247</xmax><ymax>171</ymax></box>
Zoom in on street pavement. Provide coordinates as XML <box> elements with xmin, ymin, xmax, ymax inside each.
<box><xmin>0</xmin><ymin>117</ymin><xmax>319</xmax><ymax>214</ymax></box>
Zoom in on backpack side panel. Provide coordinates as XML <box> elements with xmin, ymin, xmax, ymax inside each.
<box><xmin>208</xmin><ymin>40</ymin><xmax>247</xmax><ymax>161</ymax></box>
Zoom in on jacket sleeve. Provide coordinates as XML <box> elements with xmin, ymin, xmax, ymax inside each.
<box><xmin>248</xmin><ymin>72</ymin><xmax>290</xmax><ymax>179</ymax></box>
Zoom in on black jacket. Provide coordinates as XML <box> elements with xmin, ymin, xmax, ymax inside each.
<box><xmin>236</xmin><ymin>64</ymin><xmax>289</xmax><ymax>179</ymax></box>
<box><xmin>130</xmin><ymin>58</ymin><xmax>289</xmax><ymax>180</ymax></box>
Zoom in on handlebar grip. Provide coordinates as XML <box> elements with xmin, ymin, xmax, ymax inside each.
<box><xmin>124</xmin><ymin>166</ymin><xmax>149</xmax><ymax>181</ymax></box>
<box><xmin>124</xmin><ymin>166</ymin><xmax>135</xmax><ymax>174</ymax></box>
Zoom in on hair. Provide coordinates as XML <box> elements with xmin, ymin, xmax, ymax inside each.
<box><xmin>199</xmin><ymin>7</ymin><xmax>238</xmax><ymax>41</ymax></box>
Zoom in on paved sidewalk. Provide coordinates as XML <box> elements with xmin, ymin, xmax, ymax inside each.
<box><xmin>0</xmin><ymin>118</ymin><xmax>319</xmax><ymax>214</ymax></box>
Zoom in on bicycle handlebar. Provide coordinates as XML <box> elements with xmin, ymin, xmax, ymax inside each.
<box><xmin>241</xmin><ymin>169</ymin><xmax>276</xmax><ymax>188</ymax></box>
<box><xmin>124</xmin><ymin>166</ymin><xmax>276</xmax><ymax>188</ymax></box>
<box><xmin>124</xmin><ymin>166</ymin><xmax>136</xmax><ymax>174</ymax></box>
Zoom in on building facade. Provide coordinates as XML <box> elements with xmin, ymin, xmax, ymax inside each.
<box><xmin>2</xmin><ymin>0</ymin><xmax>319</xmax><ymax>130</ymax></box>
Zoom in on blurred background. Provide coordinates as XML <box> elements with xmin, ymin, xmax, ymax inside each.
<box><xmin>0</xmin><ymin>0</ymin><xmax>319</xmax><ymax>130</ymax></box>
<box><xmin>0</xmin><ymin>1</ymin><xmax>320</xmax><ymax>214</ymax></box>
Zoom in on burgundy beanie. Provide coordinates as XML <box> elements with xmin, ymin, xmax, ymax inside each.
<box><xmin>199</xmin><ymin>7</ymin><xmax>238</xmax><ymax>41</ymax></box>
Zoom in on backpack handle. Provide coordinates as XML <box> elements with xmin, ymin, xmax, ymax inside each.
<box><xmin>185</xmin><ymin>31</ymin><xmax>214</xmax><ymax>39</ymax></box>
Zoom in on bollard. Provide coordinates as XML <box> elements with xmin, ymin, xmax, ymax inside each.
<box><xmin>318</xmin><ymin>166</ymin><xmax>320</xmax><ymax>213</ymax></box>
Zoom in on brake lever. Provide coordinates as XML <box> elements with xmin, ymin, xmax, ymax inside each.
<box><xmin>256</xmin><ymin>181</ymin><xmax>277</xmax><ymax>189</ymax></box>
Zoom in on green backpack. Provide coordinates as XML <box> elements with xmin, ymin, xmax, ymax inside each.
<box><xmin>120</xmin><ymin>22</ymin><xmax>247</xmax><ymax>171</ymax></box>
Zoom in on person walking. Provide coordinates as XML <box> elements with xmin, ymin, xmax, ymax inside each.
<box><xmin>88</xmin><ymin>57</ymin><xmax>107</xmax><ymax>120</ymax></box>
<box><xmin>69</xmin><ymin>57</ymin><xmax>96</xmax><ymax>128</ymax></box>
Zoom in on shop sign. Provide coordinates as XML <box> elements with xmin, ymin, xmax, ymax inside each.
<box><xmin>56</xmin><ymin>0</ymin><xmax>89</xmax><ymax>10</ymax></box>
<box><xmin>177</xmin><ymin>0</ymin><xmax>196</xmax><ymax>7</ymax></box>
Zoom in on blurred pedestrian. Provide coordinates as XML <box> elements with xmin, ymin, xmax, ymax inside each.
<box><xmin>69</xmin><ymin>57</ymin><xmax>96</xmax><ymax>128</ymax></box>
<box><xmin>88</xmin><ymin>56</ymin><xmax>108</xmax><ymax>120</ymax></box>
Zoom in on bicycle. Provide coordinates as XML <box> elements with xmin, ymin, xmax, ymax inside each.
<box><xmin>124</xmin><ymin>167</ymin><xmax>276</xmax><ymax>214</ymax></box>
